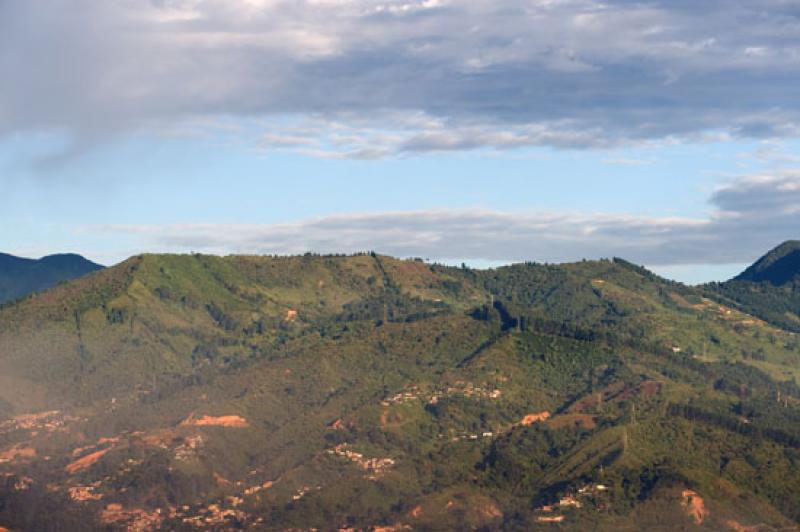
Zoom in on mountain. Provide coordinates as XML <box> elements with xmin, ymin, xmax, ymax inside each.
<box><xmin>707</xmin><ymin>241</ymin><xmax>800</xmax><ymax>332</ymax></box>
<box><xmin>1</xmin><ymin>253</ymin><xmax>799</xmax><ymax>530</ymax></box>
<box><xmin>735</xmin><ymin>241</ymin><xmax>800</xmax><ymax>285</ymax></box>
<box><xmin>0</xmin><ymin>252</ymin><xmax>103</xmax><ymax>305</ymax></box>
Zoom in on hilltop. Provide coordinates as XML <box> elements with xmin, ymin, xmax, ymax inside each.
<box><xmin>707</xmin><ymin>241</ymin><xmax>800</xmax><ymax>332</ymax></box>
<box><xmin>0</xmin><ymin>252</ymin><xmax>799</xmax><ymax>530</ymax></box>
<box><xmin>735</xmin><ymin>241</ymin><xmax>800</xmax><ymax>285</ymax></box>
<box><xmin>0</xmin><ymin>252</ymin><xmax>103</xmax><ymax>305</ymax></box>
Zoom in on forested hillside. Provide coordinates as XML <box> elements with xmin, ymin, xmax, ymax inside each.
<box><xmin>0</xmin><ymin>251</ymin><xmax>799</xmax><ymax>530</ymax></box>
<box><xmin>707</xmin><ymin>241</ymin><xmax>800</xmax><ymax>333</ymax></box>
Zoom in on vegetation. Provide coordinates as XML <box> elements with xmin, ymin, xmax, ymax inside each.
<box><xmin>707</xmin><ymin>241</ymin><xmax>800</xmax><ymax>332</ymax></box>
<box><xmin>0</xmin><ymin>248</ymin><xmax>799</xmax><ymax>530</ymax></box>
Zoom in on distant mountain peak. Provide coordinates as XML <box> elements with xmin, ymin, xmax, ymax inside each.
<box><xmin>0</xmin><ymin>252</ymin><xmax>103</xmax><ymax>304</ymax></box>
<box><xmin>735</xmin><ymin>240</ymin><xmax>800</xmax><ymax>285</ymax></box>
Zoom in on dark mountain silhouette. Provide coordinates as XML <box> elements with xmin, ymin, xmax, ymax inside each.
<box><xmin>0</xmin><ymin>252</ymin><xmax>103</xmax><ymax>304</ymax></box>
<box><xmin>735</xmin><ymin>240</ymin><xmax>800</xmax><ymax>285</ymax></box>
<box><xmin>705</xmin><ymin>241</ymin><xmax>800</xmax><ymax>332</ymax></box>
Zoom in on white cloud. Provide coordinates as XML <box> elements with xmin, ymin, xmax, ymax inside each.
<box><xmin>601</xmin><ymin>157</ymin><xmax>652</xmax><ymax>166</ymax></box>
<box><xmin>4</xmin><ymin>0</ymin><xmax>800</xmax><ymax>159</ymax></box>
<box><xmin>88</xmin><ymin>170</ymin><xmax>800</xmax><ymax>267</ymax></box>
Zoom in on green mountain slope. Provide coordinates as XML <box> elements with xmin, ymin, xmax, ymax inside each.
<box><xmin>707</xmin><ymin>241</ymin><xmax>800</xmax><ymax>332</ymax></box>
<box><xmin>0</xmin><ymin>252</ymin><xmax>103</xmax><ymax>305</ymax></box>
<box><xmin>0</xmin><ymin>253</ymin><xmax>799</xmax><ymax>530</ymax></box>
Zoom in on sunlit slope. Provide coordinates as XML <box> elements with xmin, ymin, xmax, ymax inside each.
<box><xmin>0</xmin><ymin>253</ymin><xmax>481</xmax><ymax>413</ymax></box>
<box><xmin>0</xmin><ymin>253</ymin><xmax>799</xmax><ymax>530</ymax></box>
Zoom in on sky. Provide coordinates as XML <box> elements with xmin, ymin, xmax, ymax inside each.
<box><xmin>2</xmin><ymin>1</ymin><xmax>800</xmax><ymax>284</ymax></box>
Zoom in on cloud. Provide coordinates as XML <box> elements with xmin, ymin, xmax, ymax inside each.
<box><xmin>4</xmin><ymin>0</ymin><xmax>800</xmax><ymax>158</ymax></box>
<box><xmin>89</xmin><ymin>170</ymin><xmax>800</xmax><ymax>266</ymax></box>
<box><xmin>601</xmin><ymin>157</ymin><xmax>652</xmax><ymax>166</ymax></box>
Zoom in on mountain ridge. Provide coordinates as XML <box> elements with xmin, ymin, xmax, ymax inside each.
<box><xmin>706</xmin><ymin>240</ymin><xmax>800</xmax><ymax>333</ymax></box>
<box><xmin>0</xmin><ymin>251</ymin><xmax>103</xmax><ymax>305</ymax></box>
<box><xmin>0</xmin><ymin>251</ymin><xmax>799</xmax><ymax>530</ymax></box>
<box><xmin>735</xmin><ymin>240</ymin><xmax>800</xmax><ymax>285</ymax></box>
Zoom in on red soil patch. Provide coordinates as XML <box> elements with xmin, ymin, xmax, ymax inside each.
<box><xmin>476</xmin><ymin>501</ymin><xmax>503</xmax><ymax>520</ymax></box>
<box><xmin>244</xmin><ymin>480</ymin><xmax>274</xmax><ymax>496</ymax></box>
<box><xmin>101</xmin><ymin>503</ymin><xmax>162</xmax><ymax>531</ymax></box>
<box><xmin>0</xmin><ymin>445</ymin><xmax>36</xmax><ymax>462</ymax></box>
<box><xmin>213</xmin><ymin>472</ymin><xmax>231</xmax><ymax>487</ymax></box>
<box><xmin>409</xmin><ymin>493</ymin><xmax>502</xmax><ymax>527</ymax></box>
<box><xmin>328</xmin><ymin>417</ymin><xmax>357</xmax><ymax>430</ymax></box>
<box><xmin>136</xmin><ymin>432</ymin><xmax>173</xmax><ymax>448</ymax></box>
<box><xmin>65</xmin><ymin>448</ymin><xmax>111</xmax><ymax>474</ymax></box>
<box><xmin>519</xmin><ymin>411</ymin><xmax>551</xmax><ymax>426</ymax></box>
<box><xmin>68</xmin><ymin>485</ymin><xmax>103</xmax><ymax>502</ymax></box>
<box><xmin>71</xmin><ymin>445</ymin><xmax>96</xmax><ymax>458</ymax></box>
<box><xmin>681</xmin><ymin>490</ymin><xmax>708</xmax><ymax>524</ymax></box>
<box><xmin>3</xmin><ymin>410</ymin><xmax>70</xmax><ymax>433</ymax></box>
<box><xmin>181</xmin><ymin>415</ymin><xmax>249</xmax><ymax>428</ymax></box>
<box><xmin>444</xmin><ymin>495</ymin><xmax>503</xmax><ymax>524</ymax></box>
<box><xmin>11</xmin><ymin>411</ymin><xmax>60</xmax><ymax>426</ymax></box>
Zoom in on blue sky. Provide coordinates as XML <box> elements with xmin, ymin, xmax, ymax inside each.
<box><xmin>3</xmin><ymin>1</ymin><xmax>800</xmax><ymax>284</ymax></box>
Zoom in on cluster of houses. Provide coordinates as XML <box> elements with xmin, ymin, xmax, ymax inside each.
<box><xmin>535</xmin><ymin>484</ymin><xmax>609</xmax><ymax>523</ymax></box>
